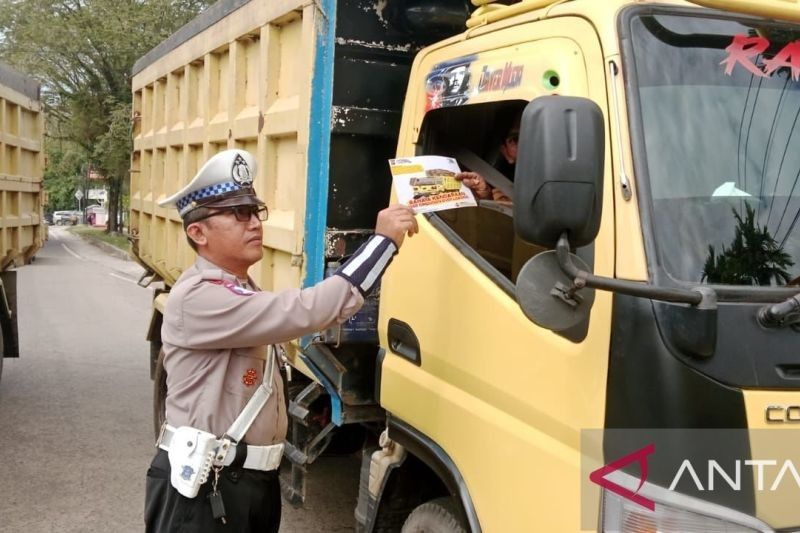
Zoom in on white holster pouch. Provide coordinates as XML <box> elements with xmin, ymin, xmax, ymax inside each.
<box><xmin>164</xmin><ymin>426</ymin><xmax>218</xmax><ymax>498</ymax></box>
<box><xmin>157</xmin><ymin>346</ymin><xmax>284</xmax><ymax>498</ymax></box>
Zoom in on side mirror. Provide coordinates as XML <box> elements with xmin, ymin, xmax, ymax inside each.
<box><xmin>513</xmin><ymin>96</ymin><xmax>605</xmax><ymax>248</ymax></box>
<box><xmin>516</xmin><ymin>250</ymin><xmax>595</xmax><ymax>332</ymax></box>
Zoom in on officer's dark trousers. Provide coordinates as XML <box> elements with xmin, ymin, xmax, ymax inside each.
<box><xmin>145</xmin><ymin>449</ymin><xmax>281</xmax><ymax>532</ymax></box>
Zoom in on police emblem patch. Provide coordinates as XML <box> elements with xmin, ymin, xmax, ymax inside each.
<box><xmin>242</xmin><ymin>368</ymin><xmax>258</xmax><ymax>387</ymax></box>
<box><xmin>180</xmin><ymin>465</ymin><xmax>195</xmax><ymax>481</ymax></box>
<box><xmin>231</xmin><ymin>154</ymin><xmax>253</xmax><ymax>186</ymax></box>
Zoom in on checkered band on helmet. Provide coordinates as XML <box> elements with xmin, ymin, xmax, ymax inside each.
<box><xmin>176</xmin><ymin>181</ymin><xmax>240</xmax><ymax>215</ymax></box>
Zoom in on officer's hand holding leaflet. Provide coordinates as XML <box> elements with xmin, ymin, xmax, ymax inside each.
<box><xmin>375</xmin><ymin>204</ymin><xmax>419</xmax><ymax>247</ymax></box>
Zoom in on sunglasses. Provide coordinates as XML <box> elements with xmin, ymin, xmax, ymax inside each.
<box><xmin>195</xmin><ymin>205</ymin><xmax>269</xmax><ymax>223</ymax></box>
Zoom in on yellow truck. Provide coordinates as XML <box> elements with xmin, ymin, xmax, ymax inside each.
<box><xmin>410</xmin><ymin>174</ymin><xmax>460</xmax><ymax>198</ymax></box>
<box><xmin>0</xmin><ymin>62</ymin><xmax>45</xmax><ymax>383</ymax></box>
<box><xmin>132</xmin><ymin>0</ymin><xmax>800</xmax><ymax>530</ymax></box>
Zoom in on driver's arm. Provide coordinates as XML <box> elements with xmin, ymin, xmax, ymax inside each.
<box><xmin>455</xmin><ymin>171</ymin><xmax>492</xmax><ymax>199</ymax></box>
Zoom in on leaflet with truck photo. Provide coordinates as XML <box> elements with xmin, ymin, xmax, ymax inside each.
<box><xmin>388</xmin><ymin>155</ymin><xmax>477</xmax><ymax>214</ymax></box>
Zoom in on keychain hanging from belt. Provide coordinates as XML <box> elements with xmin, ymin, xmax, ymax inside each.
<box><xmin>209</xmin><ymin>465</ymin><xmax>227</xmax><ymax>522</ymax></box>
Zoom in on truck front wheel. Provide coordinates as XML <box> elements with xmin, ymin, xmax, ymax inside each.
<box><xmin>401</xmin><ymin>497</ymin><xmax>467</xmax><ymax>533</ymax></box>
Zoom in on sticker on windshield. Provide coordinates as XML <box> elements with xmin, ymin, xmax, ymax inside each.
<box><xmin>721</xmin><ymin>34</ymin><xmax>800</xmax><ymax>81</ymax></box>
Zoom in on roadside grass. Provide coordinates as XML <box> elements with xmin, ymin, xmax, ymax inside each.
<box><xmin>68</xmin><ymin>225</ymin><xmax>131</xmax><ymax>253</ymax></box>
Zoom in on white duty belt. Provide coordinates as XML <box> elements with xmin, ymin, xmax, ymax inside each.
<box><xmin>156</xmin><ymin>345</ymin><xmax>283</xmax><ymax>473</ymax></box>
<box><xmin>157</xmin><ymin>425</ymin><xmax>283</xmax><ymax>472</ymax></box>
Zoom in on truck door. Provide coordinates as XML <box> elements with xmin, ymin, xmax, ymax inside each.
<box><xmin>379</xmin><ymin>17</ymin><xmax>614</xmax><ymax>531</ymax></box>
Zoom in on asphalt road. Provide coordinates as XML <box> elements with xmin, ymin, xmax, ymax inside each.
<box><xmin>0</xmin><ymin>226</ymin><xmax>360</xmax><ymax>532</ymax></box>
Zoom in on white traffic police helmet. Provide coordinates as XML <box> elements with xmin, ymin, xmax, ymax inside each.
<box><xmin>159</xmin><ymin>149</ymin><xmax>264</xmax><ymax>218</ymax></box>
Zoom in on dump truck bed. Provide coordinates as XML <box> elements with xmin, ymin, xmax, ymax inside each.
<box><xmin>130</xmin><ymin>0</ymin><xmax>429</xmax><ymax>292</ymax></box>
<box><xmin>0</xmin><ymin>62</ymin><xmax>45</xmax><ymax>272</ymax></box>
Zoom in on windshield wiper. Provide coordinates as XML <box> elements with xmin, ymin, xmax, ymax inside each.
<box><xmin>757</xmin><ymin>293</ymin><xmax>800</xmax><ymax>328</ymax></box>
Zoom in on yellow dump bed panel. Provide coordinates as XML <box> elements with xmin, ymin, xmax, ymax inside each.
<box><xmin>130</xmin><ymin>1</ymin><xmax>317</xmax><ymax>290</ymax></box>
<box><xmin>0</xmin><ymin>62</ymin><xmax>45</xmax><ymax>270</ymax></box>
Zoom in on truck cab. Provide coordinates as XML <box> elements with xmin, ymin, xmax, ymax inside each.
<box><xmin>367</xmin><ymin>0</ymin><xmax>800</xmax><ymax>531</ymax></box>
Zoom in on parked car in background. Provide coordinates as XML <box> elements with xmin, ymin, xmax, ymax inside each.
<box><xmin>52</xmin><ymin>210</ymin><xmax>81</xmax><ymax>225</ymax></box>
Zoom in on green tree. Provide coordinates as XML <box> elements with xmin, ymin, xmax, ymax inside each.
<box><xmin>0</xmin><ymin>0</ymin><xmax>214</xmax><ymax>231</ymax></box>
<box><xmin>93</xmin><ymin>100</ymin><xmax>133</xmax><ymax>235</ymax></box>
<box><xmin>43</xmin><ymin>140</ymin><xmax>83</xmax><ymax>211</ymax></box>
<box><xmin>703</xmin><ymin>204</ymin><xmax>794</xmax><ymax>286</ymax></box>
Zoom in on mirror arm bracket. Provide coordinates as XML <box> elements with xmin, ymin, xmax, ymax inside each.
<box><xmin>758</xmin><ymin>295</ymin><xmax>800</xmax><ymax>328</ymax></box>
<box><xmin>550</xmin><ymin>281</ymin><xmax>583</xmax><ymax>308</ymax></box>
<box><xmin>554</xmin><ymin>233</ymin><xmax>716</xmax><ymax>309</ymax></box>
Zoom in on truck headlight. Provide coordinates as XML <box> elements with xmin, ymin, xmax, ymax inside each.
<box><xmin>599</xmin><ymin>471</ymin><xmax>772</xmax><ymax>532</ymax></box>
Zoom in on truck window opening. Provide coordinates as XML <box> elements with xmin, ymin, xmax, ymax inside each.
<box><xmin>417</xmin><ymin>100</ymin><xmax>545</xmax><ymax>281</ymax></box>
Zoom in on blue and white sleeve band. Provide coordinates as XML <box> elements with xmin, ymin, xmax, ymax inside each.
<box><xmin>335</xmin><ymin>235</ymin><xmax>398</xmax><ymax>296</ymax></box>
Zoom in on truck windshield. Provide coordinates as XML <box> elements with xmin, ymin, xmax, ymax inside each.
<box><xmin>627</xmin><ymin>12</ymin><xmax>800</xmax><ymax>287</ymax></box>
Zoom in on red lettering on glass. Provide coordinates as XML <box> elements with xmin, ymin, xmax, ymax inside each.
<box><xmin>721</xmin><ymin>34</ymin><xmax>769</xmax><ymax>77</ymax></box>
<box><xmin>763</xmin><ymin>41</ymin><xmax>800</xmax><ymax>81</ymax></box>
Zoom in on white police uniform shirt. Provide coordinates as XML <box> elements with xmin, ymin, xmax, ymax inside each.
<box><xmin>161</xmin><ymin>235</ymin><xmax>397</xmax><ymax>446</ymax></box>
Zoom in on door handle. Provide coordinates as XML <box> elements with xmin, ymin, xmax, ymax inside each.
<box><xmin>387</xmin><ymin>318</ymin><xmax>421</xmax><ymax>366</ymax></box>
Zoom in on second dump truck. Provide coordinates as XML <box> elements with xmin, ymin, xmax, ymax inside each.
<box><xmin>0</xmin><ymin>61</ymin><xmax>45</xmax><ymax>384</ymax></box>
<box><xmin>132</xmin><ymin>0</ymin><xmax>800</xmax><ymax>530</ymax></box>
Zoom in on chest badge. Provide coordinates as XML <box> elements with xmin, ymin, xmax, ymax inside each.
<box><xmin>242</xmin><ymin>368</ymin><xmax>258</xmax><ymax>387</ymax></box>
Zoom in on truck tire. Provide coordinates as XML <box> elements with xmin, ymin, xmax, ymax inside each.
<box><xmin>153</xmin><ymin>347</ymin><xmax>167</xmax><ymax>440</ymax></box>
<box><xmin>401</xmin><ymin>497</ymin><xmax>468</xmax><ymax>533</ymax></box>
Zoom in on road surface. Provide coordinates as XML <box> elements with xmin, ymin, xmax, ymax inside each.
<box><xmin>0</xmin><ymin>226</ymin><xmax>360</xmax><ymax>532</ymax></box>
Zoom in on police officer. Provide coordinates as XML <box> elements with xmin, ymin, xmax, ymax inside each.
<box><xmin>144</xmin><ymin>149</ymin><xmax>418</xmax><ymax>532</ymax></box>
